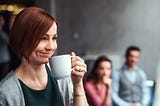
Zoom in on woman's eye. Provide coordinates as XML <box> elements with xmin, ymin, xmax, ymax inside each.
<box><xmin>52</xmin><ymin>36</ymin><xmax>57</xmax><ymax>40</ymax></box>
<box><xmin>42</xmin><ymin>36</ymin><xmax>48</xmax><ymax>40</ymax></box>
<box><xmin>99</xmin><ymin>67</ymin><xmax>104</xmax><ymax>70</ymax></box>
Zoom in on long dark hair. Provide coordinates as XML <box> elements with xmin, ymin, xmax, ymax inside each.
<box><xmin>86</xmin><ymin>55</ymin><xmax>112</xmax><ymax>82</ymax></box>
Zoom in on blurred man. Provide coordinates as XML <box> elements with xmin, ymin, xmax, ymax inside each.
<box><xmin>0</xmin><ymin>14</ymin><xmax>11</xmax><ymax>80</ymax></box>
<box><xmin>112</xmin><ymin>46</ymin><xmax>149</xmax><ymax>106</ymax></box>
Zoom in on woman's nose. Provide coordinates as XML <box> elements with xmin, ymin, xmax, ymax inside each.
<box><xmin>104</xmin><ymin>69</ymin><xmax>109</xmax><ymax>74</ymax></box>
<box><xmin>46</xmin><ymin>40</ymin><xmax>57</xmax><ymax>51</ymax></box>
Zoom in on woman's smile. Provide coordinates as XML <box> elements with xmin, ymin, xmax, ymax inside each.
<box><xmin>38</xmin><ymin>51</ymin><xmax>53</xmax><ymax>58</ymax></box>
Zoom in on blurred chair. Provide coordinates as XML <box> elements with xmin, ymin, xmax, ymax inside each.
<box><xmin>146</xmin><ymin>80</ymin><xmax>155</xmax><ymax>106</ymax></box>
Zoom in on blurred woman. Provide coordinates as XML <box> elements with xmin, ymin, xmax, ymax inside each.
<box><xmin>85</xmin><ymin>55</ymin><xmax>112</xmax><ymax>106</ymax></box>
<box><xmin>0</xmin><ymin>7</ymin><xmax>88</xmax><ymax>106</ymax></box>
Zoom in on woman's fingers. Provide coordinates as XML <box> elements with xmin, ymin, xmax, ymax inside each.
<box><xmin>70</xmin><ymin>52</ymin><xmax>87</xmax><ymax>85</ymax></box>
<box><xmin>103</xmin><ymin>76</ymin><xmax>112</xmax><ymax>86</ymax></box>
<box><xmin>71</xmin><ymin>52</ymin><xmax>87</xmax><ymax>72</ymax></box>
<box><xmin>71</xmin><ymin>52</ymin><xmax>76</xmax><ymax>56</ymax></box>
<box><xmin>71</xmin><ymin>70</ymin><xmax>86</xmax><ymax>77</ymax></box>
<box><xmin>74</xmin><ymin>66</ymin><xmax>86</xmax><ymax>72</ymax></box>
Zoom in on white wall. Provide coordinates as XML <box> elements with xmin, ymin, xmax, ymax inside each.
<box><xmin>36</xmin><ymin>0</ymin><xmax>160</xmax><ymax>80</ymax></box>
<box><xmin>56</xmin><ymin>0</ymin><xmax>160</xmax><ymax>80</ymax></box>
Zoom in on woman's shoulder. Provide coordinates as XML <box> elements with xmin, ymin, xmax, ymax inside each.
<box><xmin>0</xmin><ymin>71</ymin><xmax>20</xmax><ymax>95</ymax></box>
<box><xmin>84</xmin><ymin>80</ymin><xmax>95</xmax><ymax>88</ymax></box>
<box><xmin>0</xmin><ymin>71</ymin><xmax>25</xmax><ymax>105</ymax></box>
<box><xmin>0</xmin><ymin>71</ymin><xmax>16</xmax><ymax>85</ymax></box>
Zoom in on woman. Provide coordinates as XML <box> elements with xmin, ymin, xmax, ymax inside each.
<box><xmin>0</xmin><ymin>7</ymin><xmax>88</xmax><ymax>106</ymax></box>
<box><xmin>84</xmin><ymin>55</ymin><xmax>112</xmax><ymax>106</ymax></box>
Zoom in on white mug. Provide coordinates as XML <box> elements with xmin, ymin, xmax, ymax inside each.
<box><xmin>49</xmin><ymin>54</ymin><xmax>72</xmax><ymax>79</ymax></box>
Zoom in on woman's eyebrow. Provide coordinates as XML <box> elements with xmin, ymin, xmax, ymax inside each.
<box><xmin>44</xmin><ymin>33</ymin><xmax>57</xmax><ymax>37</ymax></box>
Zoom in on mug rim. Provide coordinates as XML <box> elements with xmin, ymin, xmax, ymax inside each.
<box><xmin>50</xmin><ymin>54</ymin><xmax>71</xmax><ymax>59</ymax></box>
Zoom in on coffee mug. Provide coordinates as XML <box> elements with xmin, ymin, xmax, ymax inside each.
<box><xmin>49</xmin><ymin>54</ymin><xmax>72</xmax><ymax>79</ymax></box>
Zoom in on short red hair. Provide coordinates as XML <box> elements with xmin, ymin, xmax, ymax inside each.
<box><xmin>10</xmin><ymin>7</ymin><xmax>57</xmax><ymax>60</ymax></box>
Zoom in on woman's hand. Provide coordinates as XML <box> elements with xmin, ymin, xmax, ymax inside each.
<box><xmin>103</xmin><ymin>76</ymin><xmax>112</xmax><ymax>88</ymax></box>
<box><xmin>71</xmin><ymin>52</ymin><xmax>87</xmax><ymax>85</ymax></box>
<box><xmin>71</xmin><ymin>52</ymin><xmax>89</xmax><ymax>106</ymax></box>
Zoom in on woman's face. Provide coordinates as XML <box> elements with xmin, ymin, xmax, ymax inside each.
<box><xmin>29</xmin><ymin>22</ymin><xmax>57</xmax><ymax>65</ymax></box>
<box><xmin>97</xmin><ymin>61</ymin><xmax>112</xmax><ymax>78</ymax></box>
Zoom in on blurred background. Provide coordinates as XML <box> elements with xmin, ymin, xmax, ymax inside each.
<box><xmin>0</xmin><ymin>0</ymin><xmax>160</xmax><ymax>105</ymax></box>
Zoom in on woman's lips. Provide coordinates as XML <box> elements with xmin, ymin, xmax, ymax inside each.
<box><xmin>39</xmin><ymin>52</ymin><xmax>53</xmax><ymax>58</ymax></box>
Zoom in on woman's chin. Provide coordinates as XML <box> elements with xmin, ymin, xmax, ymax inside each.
<box><xmin>40</xmin><ymin>58</ymin><xmax>49</xmax><ymax>64</ymax></box>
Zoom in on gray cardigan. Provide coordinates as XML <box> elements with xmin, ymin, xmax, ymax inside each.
<box><xmin>0</xmin><ymin>71</ymin><xmax>73</xmax><ymax>106</ymax></box>
<box><xmin>0</xmin><ymin>71</ymin><xmax>25</xmax><ymax>106</ymax></box>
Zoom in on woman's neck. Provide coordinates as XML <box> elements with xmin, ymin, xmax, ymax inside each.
<box><xmin>94</xmin><ymin>79</ymin><xmax>104</xmax><ymax>91</ymax></box>
<box><xmin>15</xmin><ymin>58</ymin><xmax>48</xmax><ymax>90</ymax></box>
